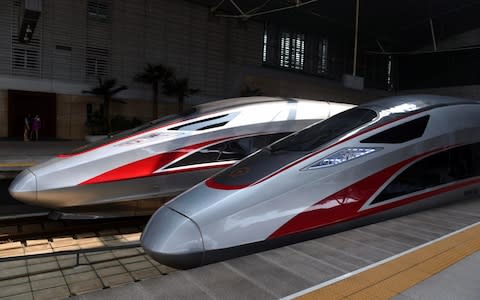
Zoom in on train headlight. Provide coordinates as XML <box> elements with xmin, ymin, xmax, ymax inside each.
<box><xmin>305</xmin><ymin>147</ymin><xmax>382</xmax><ymax>170</ymax></box>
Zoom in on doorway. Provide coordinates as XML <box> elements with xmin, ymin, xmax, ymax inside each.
<box><xmin>8</xmin><ymin>90</ymin><xmax>57</xmax><ymax>139</ymax></box>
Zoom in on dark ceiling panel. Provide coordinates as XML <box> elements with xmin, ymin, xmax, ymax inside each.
<box><xmin>190</xmin><ymin>0</ymin><xmax>480</xmax><ymax>51</ymax></box>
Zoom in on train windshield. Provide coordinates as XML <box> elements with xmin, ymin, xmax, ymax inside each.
<box><xmin>210</xmin><ymin>108</ymin><xmax>377</xmax><ymax>188</ymax></box>
<box><xmin>62</xmin><ymin>108</ymin><xmax>198</xmax><ymax>156</ymax></box>
<box><xmin>269</xmin><ymin>108</ymin><xmax>377</xmax><ymax>152</ymax></box>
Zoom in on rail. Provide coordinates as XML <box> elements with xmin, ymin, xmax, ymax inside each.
<box><xmin>0</xmin><ymin>241</ymin><xmax>142</xmax><ymax>265</ymax></box>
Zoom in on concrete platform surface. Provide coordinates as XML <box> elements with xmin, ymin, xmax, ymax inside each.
<box><xmin>71</xmin><ymin>197</ymin><xmax>480</xmax><ymax>300</ymax></box>
<box><xmin>395</xmin><ymin>251</ymin><xmax>480</xmax><ymax>300</ymax></box>
<box><xmin>0</xmin><ymin>140</ymin><xmax>85</xmax><ymax>170</ymax></box>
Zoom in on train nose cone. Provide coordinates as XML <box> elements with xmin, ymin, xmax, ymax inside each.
<box><xmin>141</xmin><ymin>207</ymin><xmax>204</xmax><ymax>269</ymax></box>
<box><xmin>9</xmin><ymin>169</ymin><xmax>37</xmax><ymax>204</ymax></box>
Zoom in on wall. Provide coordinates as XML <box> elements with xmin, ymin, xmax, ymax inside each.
<box><xmin>56</xmin><ymin>94</ymin><xmax>98</xmax><ymax>139</ymax></box>
<box><xmin>0</xmin><ymin>0</ymin><xmax>264</xmax><ymax>99</ymax></box>
<box><xmin>234</xmin><ymin>66</ymin><xmax>389</xmax><ymax>105</ymax></box>
<box><xmin>55</xmin><ymin>94</ymin><xmax>187</xmax><ymax>140</ymax></box>
<box><xmin>400</xmin><ymin>85</ymin><xmax>480</xmax><ymax>100</ymax></box>
<box><xmin>420</xmin><ymin>28</ymin><xmax>480</xmax><ymax>52</ymax></box>
<box><xmin>0</xmin><ymin>90</ymin><xmax>7</xmax><ymax>137</ymax></box>
<box><xmin>0</xmin><ymin>0</ymin><xmax>395</xmax><ymax>139</ymax></box>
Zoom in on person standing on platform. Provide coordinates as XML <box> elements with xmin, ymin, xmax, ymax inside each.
<box><xmin>31</xmin><ymin>114</ymin><xmax>41</xmax><ymax>141</ymax></box>
<box><xmin>23</xmin><ymin>114</ymin><xmax>31</xmax><ymax>141</ymax></box>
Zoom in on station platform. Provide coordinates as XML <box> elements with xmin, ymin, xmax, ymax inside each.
<box><xmin>71</xmin><ymin>197</ymin><xmax>480</xmax><ymax>300</ymax></box>
<box><xmin>0</xmin><ymin>140</ymin><xmax>85</xmax><ymax>175</ymax></box>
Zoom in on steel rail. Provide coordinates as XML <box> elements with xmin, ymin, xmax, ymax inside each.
<box><xmin>0</xmin><ymin>241</ymin><xmax>141</xmax><ymax>265</ymax></box>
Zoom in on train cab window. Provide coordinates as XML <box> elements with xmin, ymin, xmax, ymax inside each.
<box><xmin>269</xmin><ymin>108</ymin><xmax>377</xmax><ymax>152</ymax></box>
<box><xmin>168</xmin><ymin>112</ymin><xmax>238</xmax><ymax>131</ymax></box>
<box><xmin>372</xmin><ymin>142</ymin><xmax>480</xmax><ymax>204</ymax></box>
<box><xmin>167</xmin><ymin>132</ymin><xmax>291</xmax><ymax>168</ymax></box>
<box><xmin>361</xmin><ymin>116</ymin><xmax>429</xmax><ymax>144</ymax></box>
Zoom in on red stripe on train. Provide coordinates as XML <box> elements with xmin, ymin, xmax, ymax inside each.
<box><xmin>268</xmin><ymin>145</ymin><xmax>462</xmax><ymax>239</ymax></box>
<box><xmin>80</xmin><ymin>137</ymin><xmax>233</xmax><ymax>185</ymax></box>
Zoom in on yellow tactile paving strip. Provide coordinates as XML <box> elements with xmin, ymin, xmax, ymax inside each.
<box><xmin>0</xmin><ymin>162</ymin><xmax>35</xmax><ymax>168</ymax></box>
<box><xmin>295</xmin><ymin>222</ymin><xmax>480</xmax><ymax>300</ymax></box>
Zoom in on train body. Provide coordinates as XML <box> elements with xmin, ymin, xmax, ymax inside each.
<box><xmin>9</xmin><ymin>97</ymin><xmax>353</xmax><ymax>219</ymax></box>
<box><xmin>142</xmin><ymin>95</ymin><xmax>480</xmax><ymax>269</ymax></box>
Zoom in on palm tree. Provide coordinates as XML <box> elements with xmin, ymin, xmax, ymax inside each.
<box><xmin>163</xmin><ymin>76</ymin><xmax>199</xmax><ymax>113</ymax></box>
<box><xmin>134</xmin><ymin>64</ymin><xmax>173</xmax><ymax>120</ymax></box>
<box><xmin>83</xmin><ymin>78</ymin><xmax>127</xmax><ymax>134</ymax></box>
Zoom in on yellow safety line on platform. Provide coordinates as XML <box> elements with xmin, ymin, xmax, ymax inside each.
<box><xmin>0</xmin><ymin>162</ymin><xmax>35</xmax><ymax>168</ymax></box>
<box><xmin>293</xmin><ymin>222</ymin><xmax>480</xmax><ymax>300</ymax></box>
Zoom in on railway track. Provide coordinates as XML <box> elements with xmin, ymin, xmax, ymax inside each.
<box><xmin>0</xmin><ymin>215</ymin><xmax>175</xmax><ymax>298</ymax></box>
<box><xmin>1</xmin><ymin>179</ymin><xmax>150</xmax><ymax>243</ymax></box>
<box><xmin>0</xmin><ymin>216</ymin><xmax>149</xmax><ymax>243</ymax></box>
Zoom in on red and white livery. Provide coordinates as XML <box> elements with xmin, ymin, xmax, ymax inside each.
<box><xmin>9</xmin><ymin>97</ymin><xmax>352</xmax><ymax>219</ymax></box>
<box><xmin>142</xmin><ymin>94</ymin><xmax>480</xmax><ymax>269</ymax></box>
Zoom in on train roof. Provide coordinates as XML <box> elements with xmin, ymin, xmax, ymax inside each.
<box><xmin>361</xmin><ymin>94</ymin><xmax>480</xmax><ymax>115</ymax></box>
<box><xmin>195</xmin><ymin>96</ymin><xmax>348</xmax><ymax>114</ymax></box>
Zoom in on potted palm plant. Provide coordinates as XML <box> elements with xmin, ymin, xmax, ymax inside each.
<box><xmin>163</xmin><ymin>76</ymin><xmax>199</xmax><ymax>113</ymax></box>
<box><xmin>83</xmin><ymin>78</ymin><xmax>127</xmax><ymax>140</ymax></box>
<box><xmin>134</xmin><ymin>64</ymin><xmax>173</xmax><ymax>120</ymax></box>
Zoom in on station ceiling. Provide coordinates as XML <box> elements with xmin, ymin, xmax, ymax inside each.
<box><xmin>193</xmin><ymin>0</ymin><xmax>480</xmax><ymax>52</ymax></box>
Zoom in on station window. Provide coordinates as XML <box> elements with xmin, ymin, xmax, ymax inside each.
<box><xmin>87</xmin><ymin>0</ymin><xmax>108</xmax><ymax>21</ymax></box>
<box><xmin>11</xmin><ymin>32</ymin><xmax>41</xmax><ymax>76</ymax></box>
<box><xmin>263</xmin><ymin>22</ymin><xmax>330</xmax><ymax>76</ymax></box>
<box><xmin>263</xmin><ymin>29</ymin><xmax>268</xmax><ymax>63</ymax></box>
<box><xmin>166</xmin><ymin>133</ymin><xmax>291</xmax><ymax>168</ymax></box>
<box><xmin>361</xmin><ymin>116</ymin><xmax>429</xmax><ymax>144</ymax></box>
<box><xmin>86</xmin><ymin>47</ymin><xmax>109</xmax><ymax>79</ymax></box>
<box><xmin>318</xmin><ymin>39</ymin><xmax>328</xmax><ymax>74</ymax></box>
<box><xmin>280</xmin><ymin>32</ymin><xmax>305</xmax><ymax>70</ymax></box>
<box><xmin>372</xmin><ymin>142</ymin><xmax>480</xmax><ymax>204</ymax></box>
<box><xmin>12</xmin><ymin>48</ymin><xmax>40</xmax><ymax>72</ymax></box>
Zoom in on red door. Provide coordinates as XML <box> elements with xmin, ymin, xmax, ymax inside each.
<box><xmin>8</xmin><ymin>90</ymin><xmax>57</xmax><ymax>139</ymax></box>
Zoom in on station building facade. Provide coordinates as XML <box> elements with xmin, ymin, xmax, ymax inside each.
<box><xmin>0</xmin><ymin>0</ymin><xmax>395</xmax><ymax>140</ymax></box>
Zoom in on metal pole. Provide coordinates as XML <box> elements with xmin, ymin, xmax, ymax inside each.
<box><xmin>429</xmin><ymin>18</ymin><xmax>437</xmax><ymax>51</ymax></box>
<box><xmin>376</xmin><ymin>39</ymin><xmax>386</xmax><ymax>53</ymax></box>
<box><xmin>353</xmin><ymin>0</ymin><xmax>359</xmax><ymax>76</ymax></box>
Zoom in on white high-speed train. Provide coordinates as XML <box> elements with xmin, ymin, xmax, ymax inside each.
<box><xmin>9</xmin><ymin>96</ymin><xmax>353</xmax><ymax>219</ymax></box>
<box><xmin>142</xmin><ymin>95</ymin><xmax>480</xmax><ymax>269</ymax></box>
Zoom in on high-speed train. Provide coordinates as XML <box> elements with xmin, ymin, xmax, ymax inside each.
<box><xmin>142</xmin><ymin>94</ymin><xmax>480</xmax><ymax>269</ymax></box>
<box><xmin>9</xmin><ymin>97</ymin><xmax>353</xmax><ymax>219</ymax></box>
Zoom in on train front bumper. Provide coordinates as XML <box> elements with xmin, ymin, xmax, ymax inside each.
<box><xmin>141</xmin><ymin>206</ymin><xmax>205</xmax><ymax>269</ymax></box>
<box><xmin>9</xmin><ymin>169</ymin><xmax>37</xmax><ymax>204</ymax></box>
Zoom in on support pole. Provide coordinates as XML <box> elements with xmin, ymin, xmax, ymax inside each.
<box><xmin>353</xmin><ymin>0</ymin><xmax>359</xmax><ymax>76</ymax></box>
<box><xmin>429</xmin><ymin>18</ymin><xmax>437</xmax><ymax>51</ymax></box>
<box><xmin>376</xmin><ymin>39</ymin><xmax>386</xmax><ymax>53</ymax></box>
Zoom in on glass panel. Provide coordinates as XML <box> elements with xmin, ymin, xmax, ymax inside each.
<box><xmin>270</xmin><ymin>108</ymin><xmax>377</xmax><ymax>152</ymax></box>
<box><xmin>167</xmin><ymin>133</ymin><xmax>291</xmax><ymax>168</ymax></box>
<box><xmin>361</xmin><ymin>116</ymin><xmax>429</xmax><ymax>144</ymax></box>
<box><xmin>373</xmin><ymin>142</ymin><xmax>480</xmax><ymax>204</ymax></box>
